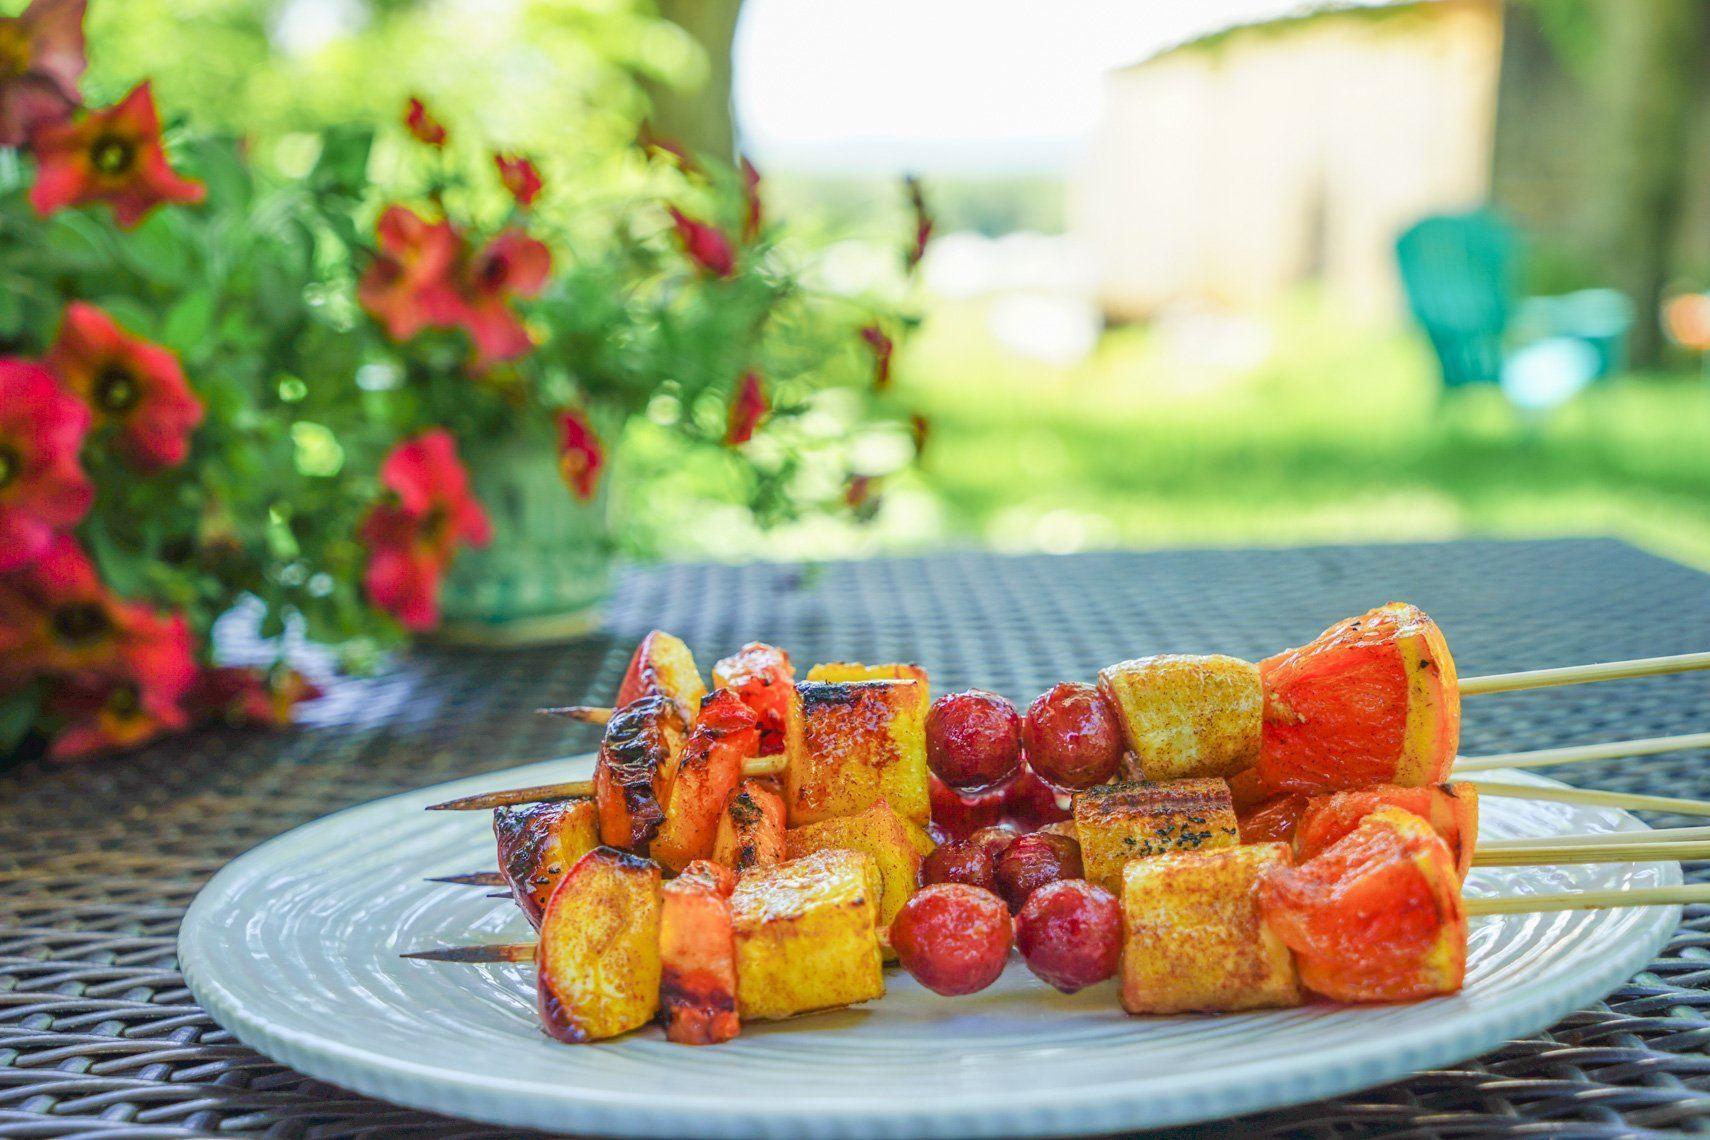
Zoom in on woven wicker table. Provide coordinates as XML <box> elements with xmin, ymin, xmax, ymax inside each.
<box><xmin>5</xmin><ymin>539</ymin><xmax>1710</xmax><ymax>1138</ymax></box>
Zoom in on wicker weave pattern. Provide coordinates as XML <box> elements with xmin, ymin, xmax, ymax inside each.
<box><xmin>3</xmin><ymin>539</ymin><xmax>1710</xmax><ymax>1138</ymax></box>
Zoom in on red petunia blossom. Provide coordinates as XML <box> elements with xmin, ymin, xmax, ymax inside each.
<box><xmin>458</xmin><ymin>228</ymin><xmax>551</xmax><ymax>369</ymax></box>
<box><xmin>667</xmin><ymin>207</ymin><xmax>735</xmax><ymax>278</ymax></box>
<box><xmin>28</xmin><ymin>81</ymin><xmax>205</xmax><ymax>230</ymax></box>
<box><xmin>725</xmin><ymin>370</ymin><xmax>767</xmax><ymax>446</ymax></box>
<box><xmin>740</xmin><ymin>156</ymin><xmax>763</xmax><ymax>243</ymax></box>
<box><xmin>360</xmin><ymin>430</ymin><xmax>491</xmax><ymax>632</ymax></box>
<box><xmin>905</xmin><ymin>174</ymin><xmax>933</xmax><ymax>270</ymax></box>
<box><xmin>358</xmin><ymin>205</ymin><xmax>467</xmax><ymax>343</ymax></box>
<box><xmin>557</xmin><ymin>410</ymin><xmax>603</xmax><ymax>502</ymax></box>
<box><xmin>46</xmin><ymin>301</ymin><xmax>203</xmax><ymax>471</ymax></box>
<box><xmin>405</xmin><ymin>96</ymin><xmax>446</xmax><ymax>147</ymax></box>
<box><xmin>186</xmin><ymin>664</ymin><xmax>322</xmax><ymax>729</ymax></box>
<box><xmin>495</xmin><ymin>153</ymin><xmax>542</xmax><ymax>208</ymax></box>
<box><xmin>0</xmin><ymin>358</ymin><xmax>91</xmax><ymax>572</ymax></box>
<box><xmin>0</xmin><ymin>0</ymin><xmax>86</xmax><ymax>148</ymax></box>
<box><xmin>860</xmin><ymin>324</ymin><xmax>894</xmax><ymax>390</ymax></box>
<box><xmin>0</xmin><ymin>535</ymin><xmax>193</xmax><ymax>692</ymax></box>
<box><xmin>910</xmin><ymin>413</ymin><xmax>930</xmax><ymax>460</ymax></box>
<box><xmin>45</xmin><ymin>604</ymin><xmax>194</xmax><ymax>760</ymax></box>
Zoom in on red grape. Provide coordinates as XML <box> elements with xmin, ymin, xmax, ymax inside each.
<box><xmin>994</xmin><ymin>832</ymin><xmax>1083</xmax><ymax>912</ymax></box>
<box><xmin>969</xmin><ymin>825</ymin><xmax>1019</xmax><ymax>864</ymax></box>
<box><xmin>1022</xmin><ymin>682</ymin><xmax>1123</xmax><ymax>789</ymax></box>
<box><xmin>921</xmin><ymin>839</ymin><xmax>997</xmax><ymax>892</ymax></box>
<box><xmin>926</xmin><ymin>690</ymin><xmax>1022</xmax><ymax>792</ymax></box>
<box><xmin>1015</xmin><ymin>879</ymin><xmax>1122</xmax><ymax>993</ymax></box>
<box><xmin>1005</xmin><ymin>759</ymin><xmax>1073</xmax><ymax>831</ymax></box>
<box><xmin>890</xmin><ymin>884</ymin><xmax>1013</xmax><ymax>996</ymax></box>
<box><xmin>929</xmin><ymin>773</ymin><xmax>1007</xmax><ymax>843</ymax></box>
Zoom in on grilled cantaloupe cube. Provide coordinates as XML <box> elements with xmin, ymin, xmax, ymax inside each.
<box><xmin>537</xmin><ymin>847</ymin><xmax>662</xmax><ymax>1042</ymax></box>
<box><xmin>731</xmin><ymin>849</ymin><xmax>885</xmax><ymax>1021</ymax></box>
<box><xmin>660</xmin><ymin>860</ymin><xmax>740</xmax><ymax>1045</ymax></box>
<box><xmin>712</xmin><ymin>779</ymin><xmax>787</xmax><ymax>872</ymax></box>
<box><xmin>786</xmin><ymin>679</ymin><xmax>929</xmax><ymax>827</ymax></box>
<box><xmin>617</xmin><ymin>630</ymin><xmax>708</xmax><ymax>722</ymax></box>
<box><xmin>1075</xmin><ymin>778</ymin><xmax>1240</xmax><ymax>894</ymax></box>
<box><xmin>1097</xmin><ymin>654</ymin><xmax>1261</xmax><ymax>781</ymax></box>
<box><xmin>785</xmin><ymin>798</ymin><xmax>931</xmax><ymax>935</ymax></box>
<box><xmin>1120</xmin><ymin>843</ymin><xmax>1301</xmax><ymax>1014</ymax></box>
<box><xmin>493</xmin><ymin>798</ymin><xmax>600</xmax><ymax>927</ymax></box>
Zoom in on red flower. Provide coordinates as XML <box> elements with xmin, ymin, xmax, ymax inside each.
<box><xmin>0</xmin><ymin>359</ymin><xmax>91</xmax><ymax>572</ymax></box>
<box><xmin>726</xmin><ymin>371</ymin><xmax>767</xmax><ymax>446</ymax></box>
<box><xmin>28</xmin><ymin>81</ymin><xmax>205</xmax><ymax>230</ymax></box>
<box><xmin>186</xmin><ymin>665</ymin><xmax>322</xmax><ymax>729</ymax></box>
<box><xmin>910</xmin><ymin>413</ymin><xmax>930</xmax><ymax>460</ymax></box>
<box><xmin>668</xmin><ymin>207</ymin><xmax>735</xmax><ymax>278</ymax></box>
<box><xmin>905</xmin><ymin>174</ymin><xmax>933</xmax><ymax>270</ymax></box>
<box><xmin>358</xmin><ymin>205</ymin><xmax>466</xmax><ymax>343</ymax></box>
<box><xmin>495</xmin><ymin>153</ymin><xmax>542</xmax><ymax>207</ymax></box>
<box><xmin>0</xmin><ymin>0</ymin><xmax>86</xmax><ymax>148</ymax></box>
<box><xmin>845</xmin><ymin>474</ymin><xmax>880</xmax><ymax>517</ymax></box>
<box><xmin>740</xmin><ymin>156</ymin><xmax>763</xmax><ymax>243</ymax></box>
<box><xmin>46</xmin><ymin>302</ymin><xmax>203</xmax><ymax>471</ymax></box>
<box><xmin>459</xmin><ymin>228</ymin><xmax>551</xmax><ymax>369</ymax></box>
<box><xmin>405</xmin><ymin>96</ymin><xmax>446</xmax><ymax>147</ymax></box>
<box><xmin>48</xmin><ymin>663</ymin><xmax>189</xmax><ymax>759</ymax></box>
<box><xmin>360</xmin><ymin>430</ymin><xmax>491</xmax><ymax>632</ymax></box>
<box><xmin>860</xmin><ymin>324</ymin><xmax>894</xmax><ymax>390</ymax></box>
<box><xmin>558</xmin><ymin>410</ymin><xmax>603</xmax><ymax>502</ymax></box>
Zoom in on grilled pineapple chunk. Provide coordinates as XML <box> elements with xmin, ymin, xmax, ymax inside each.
<box><xmin>493</xmin><ymin>798</ymin><xmax>601</xmax><ymax>927</ymax></box>
<box><xmin>1075</xmin><ymin>778</ymin><xmax>1240</xmax><ymax>894</ymax></box>
<box><xmin>731</xmin><ymin>849</ymin><xmax>885</xmax><ymax>1021</ymax></box>
<box><xmin>807</xmin><ymin>661</ymin><xmax>930</xmax><ymax>702</ymax></box>
<box><xmin>1097</xmin><ymin>654</ymin><xmax>1261</xmax><ymax>781</ymax></box>
<box><xmin>785</xmin><ymin>798</ymin><xmax>931</xmax><ymax>936</ymax></box>
<box><xmin>1120</xmin><ymin>843</ymin><xmax>1301</xmax><ymax>1014</ymax></box>
<box><xmin>536</xmin><ymin>847</ymin><xmax>662</xmax><ymax>1042</ymax></box>
<box><xmin>786</xmin><ymin>679</ymin><xmax>929</xmax><ymax>827</ymax></box>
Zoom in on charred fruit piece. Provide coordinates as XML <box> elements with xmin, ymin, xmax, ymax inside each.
<box><xmin>1259</xmin><ymin>806</ymin><xmax>1467</xmax><ymax>1004</ymax></box>
<box><xmin>807</xmin><ymin>660</ymin><xmax>931</xmax><ymax>699</ymax></box>
<box><xmin>493</xmin><ymin>799</ymin><xmax>601</xmax><ymax>927</ymax></box>
<box><xmin>712</xmin><ymin>779</ymin><xmax>787</xmax><ymax>873</ymax></box>
<box><xmin>616</xmin><ymin>630</ymin><xmax>708</xmax><ymax>722</ymax></box>
<box><xmin>731</xmin><ymin>849</ymin><xmax>886</xmax><ymax>1021</ymax></box>
<box><xmin>890</xmin><ymin>884</ymin><xmax>1013</xmax><ymax>996</ymax></box>
<box><xmin>929</xmin><ymin>773</ymin><xmax>1007</xmax><ymax>843</ymax></box>
<box><xmin>594</xmin><ymin>694</ymin><xmax>686</xmax><ymax>850</ymax></box>
<box><xmin>659</xmin><ymin>860</ymin><xmax>740</xmax><ymax>1045</ymax></box>
<box><xmin>1237</xmin><ymin>793</ymin><xmax>1311</xmax><ymax>846</ymax></box>
<box><xmin>1073</xmin><ymin>778</ymin><xmax>1240</xmax><ymax>894</ymax></box>
<box><xmin>713</xmin><ymin>643</ymin><xmax>796</xmax><ymax>756</ymax></box>
<box><xmin>1258</xmin><ymin>602</ymin><xmax>1460</xmax><ymax>793</ymax></box>
<box><xmin>537</xmin><ymin>847</ymin><xmax>662</xmax><ymax>1043</ymax></box>
<box><xmin>1022</xmin><ymin>681</ymin><xmax>1125</xmax><ymax>790</ymax></box>
<box><xmin>925</xmin><ymin>690</ymin><xmax>1023</xmax><ymax>792</ymax></box>
<box><xmin>1119</xmin><ymin>843</ymin><xmax>1301</xmax><ymax>1014</ymax></box>
<box><xmin>653</xmin><ymin>690</ymin><xmax>760</xmax><ymax>873</ymax></box>
<box><xmin>785</xmin><ymin>798</ymin><xmax>930</xmax><ymax>938</ymax></box>
<box><xmin>1097</xmin><ymin>654</ymin><xmax>1262</xmax><ymax>782</ymax></box>
<box><xmin>994</xmin><ymin>832</ymin><xmax>1083</xmax><ymax>912</ymax></box>
<box><xmin>786</xmin><ymin>679</ymin><xmax>929</xmax><ymax>827</ymax></box>
<box><xmin>1016</xmin><ymin>878</ymin><xmax>1122</xmax><ymax>994</ymax></box>
<box><xmin>1294</xmin><ymin>782</ymin><xmax>1479</xmax><ymax>882</ymax></box>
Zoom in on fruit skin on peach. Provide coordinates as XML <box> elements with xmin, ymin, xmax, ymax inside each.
<box><xmin>493</xmin><ymin>798</ymin><xmax>601</xmax><ymax>927</ymax></box>
<box><xmin>616</xmin><ymin>630</ymin><xmax>708</xmax><ymax>722</ymax></box>
<box><xmin>1258</xmin><ymin>602</ymin><xmax>1459</xmax><ymax>794</ymax></box>
<box><xmin>537</xmin><ymin>846</ymin><xmax>662</xmax><ymax>1043</ymax></box>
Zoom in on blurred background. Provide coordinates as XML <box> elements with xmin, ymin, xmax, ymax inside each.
<box><xmin>79</xmin><ymin>0</ymin><xmax>1710</xmax><ymax>568</ymax></box>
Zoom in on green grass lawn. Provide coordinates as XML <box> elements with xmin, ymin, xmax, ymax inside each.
<box><xmin>882</xmin><ymin>298</ymin><xmax>1710</xmax><ymax>569</ymax></box>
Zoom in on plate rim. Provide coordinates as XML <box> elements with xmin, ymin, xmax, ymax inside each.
<box><xmin>179</xmin><ymin>761</ymin><xmax>1682</xmax><ymax>1138</ymax></box>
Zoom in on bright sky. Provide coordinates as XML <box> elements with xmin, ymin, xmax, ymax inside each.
<box><xmin>736</xmin><ymin>0</ymin><xmax>1342</xmax><ymax>174</ymax></box>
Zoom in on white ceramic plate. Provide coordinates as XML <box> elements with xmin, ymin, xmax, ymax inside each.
<box><xmin>179</xmin><ymin>760</ymin><xmax>1680</xmax><ymax>1139</ymax></box>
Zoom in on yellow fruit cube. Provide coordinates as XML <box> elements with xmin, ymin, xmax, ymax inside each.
<box><xmin>1074</xmin><ymin>778</ymin><xmax>1240</xmax><ymax>894</ymax></box>
<box><xmin>785</xmin><ymin>798</ymin><xmax>930</xmax><ymax>935</ymax></box>
<box><xmin>1097</xmin><ymin>654</ymin><xmax>1261</xmax><ymax>781</ymax></box>
<box><xmin>784</xmin><ymin>679</ymin><xmax>929</xmax><ymax>827</ymax></box>
<box><xmin>730</xmin><ymin>849</ymin><xmax>885</xmax><ymax>1021</ymax></box>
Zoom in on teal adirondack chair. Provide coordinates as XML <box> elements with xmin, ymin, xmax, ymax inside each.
<box><xmin>1395</xmin><ymin>211</ymin><xmax>1516</xmax><ymax>390</ymax></box>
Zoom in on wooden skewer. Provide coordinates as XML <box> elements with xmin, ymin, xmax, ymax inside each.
<box><xmin>538</xmin><ymin>705</ymin><xmax>614</xmax><ymax>725</ymax></box>
<box><xmin>1454</xmin><ymin>731</ymin><xmax>1710</xmax><ymax>774</ymax></box>
<box><xmin>1472</xmin><ymin>781</ymin><xmax>1710</xmax><ymax>818</ymax></box>
<box><xmin>1465</xmin><ymin>884</ymin><xmax>1710</xmax><ymax>916</ymax></box>
<box><xmin>1478</xmin><ymin>825</ymin><xmax>1710</xmax><ymax>850</ymax></box>
<box><xmin>403</xmin><ymin>942</ymin><xmax>536</xmax><ymax>963</ymax></box>
<box><xmin>1471</xmin><ymin>839</ymin><xmax>1710</xmax><ymax>867</ymax></box>
<box><xmin>426</xmin><ymin>751</ymin><xmax>788</xmax><ymax>811</ymax></box>
<box><xmin>426</xmin><ymin>871</ymin><xmax>507</xmax><ymax>887</ymax></box>
<box><xmin>1459</xmin><ymin>651</ymin><xmax>1710</xmax><ymax>697</ymax></box>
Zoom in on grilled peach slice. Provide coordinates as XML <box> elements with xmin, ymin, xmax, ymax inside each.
<box><xmin>1259</xmin><ymin>806</ymin><xmax>1467</xmax><ymax>1004</ymax></box>
<box><xmin>493</xmin><ymin>798</ymin><xmax>600</xmax><ymax>927</ymax></box>
<box><xmin>660</xmin><ymin>860</ymin><xmax>740</xmax><ymax>1045</ymax></box>
<box><xmin>712</xmin><ymin>779</ymin><xmax>787</xmax><ymax>872</ymax></box>
<box><xmin>653</xmin><ymin>690</ymin><xmax>760</xmax><ymax>874</ymax></box>
<box><xmin>616</xmin><ymin>630</ymin><xmax>708</xmax><ymax>722</ymax></box>
<box><xmin>786</xmin><ymin>679</ymin><xmax>929</xmax><ymax>827</ymax></box>
<box><xmin>1097</xmin><ymin>654</ymin><xmax>1262</xmax><ymax>781</ymax></box>
<box><xmin>537</xmin><ymin>846</ymin><xmax>662</xmax><ymax>1043</ymax></box>
<box><xmin>785</xmin><ymin>798</ymin><xmax>931</xmax><ymax>939</ymax></box>
<box><xmin>1295</xmin><ymin>782</ymin><xmax>1479</xmax><ymax>880</ymax></box>
<box><xmin>731</xmin><ymin>849</ymin><xmax>885</xmax><ymax>1021</ymax></box>
<box><xmin>1259</xmin><ymin>603</ymin><xmax>1459</xmax><ymax>793</ymax></box>
<box><xmin>1073</xmin><ymin>778</ymin><xmax>1240</xmax><ymax>894</ymax></box>
<box><xmin>595</xmin><ymin>694</ymin><xmax>687</xmax><ymax>851</ymax></box>
<box><xmin>713</xmin><ymin>643</ymin><xmax>796</xmax><ymax>756</ymax></box>
<box><xmin>1120</xmin><ymin>843</ymin><xmax>1301</xmax><ymax>1014</ymax></box>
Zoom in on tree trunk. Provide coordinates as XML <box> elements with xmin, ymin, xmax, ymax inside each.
<box><xmin>646</xmin><ymin>0</ymin><xmax>745</xmax><ymax>163</ymax></box>
<box><xmin>1589</xmin><ymin>0</ymin><xmax>1706</xmax><ymax>368</ymax></box>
